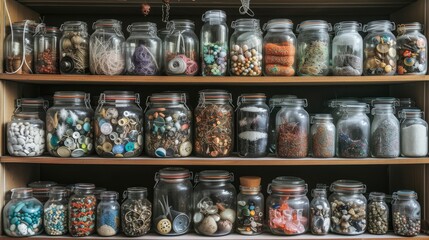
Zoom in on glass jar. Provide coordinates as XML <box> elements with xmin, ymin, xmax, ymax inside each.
<box><xmin>145</xmin><ymin>93</ymin><xmax>192</xmax><ymax>157</ymax></box>
<box><xmin>367</xmin><ymin>192</ymin><xmax>389</xmax><ymax>235</ymax></box>
<box><xmin>267</xmin><ymin>177</ymin><xmax>309</xmax><ymax>235</ymax></box>
<box><xmin>34</xmin><ymin>25</ymin><xmax>60</xmax><ymax>74</ymax></box>
<box><xmin>236</xmin><ymin>176</ymin><xmax>264</xmax><ymax>235</ymax></box>
<box><xmin>371</xmin><ymin>104</ymin><xmax>400</xmax><ymax>157</ymax></box>
<box><xmin>296</xmin><ymin>20</ymin><xmax>332</xmax><ymax>76</ymax></box>
<box><xmin>363</xmin><ymin>20</ymin><xmax>396</xmax><ymax>76</ymax></box>
<box><xmin>97</xmin><ymin>191</ymin><xmax>120</xmax><ymax>236</ymax></box>
<box><xmin>237</xmin><ymin>93</ymin><xmax>269</xmax><ymax>157</ymax></box>
<box><xmin>15</xmin><ymin>98</ymin><xmax>48</xmax><ymax>121</ymax></box>
<box><xmin>94</xmin><ymin>91</ymin><xmax>143</xmax><ymax>158</ymax></box>
<box><xmin>153</xmin><ymin>168</ymin><xmax>193</xmax><ymax>235</ymax></box>
<box><xmin>94</xmin><ymin>187</ymin><xmax>107</xmax><ymax>204</ymax></box>
<box><xmin>230</xmin><ymin>19</ymin><xmax>263</xmax><ymax>76</ymax></box>
<box><xmin>194</xmin><ymin>90</ymin><xmax>234</xmax><ymax>157</ymax></box>
<box><xmin>121</xmin><ymin>187</ymin><xmax>152</xmax><ymax>237</ymax></box>
<box><xmin>28</xmin><ymin>181</ymin><xmax>57</xmax><ymax>204</ymax></box>
<box><xmin>44</xmin><ymin>186</ymin><xmax>68</xmax><ymax>236</ymax></box>
<box><xmin>3</xmin><ymin>188</ymin><xmax>43</xmax><ymax>237</ymax></box>
<box><xmin>268</xmin><ymin>95</ymin><xmax>297</xmax><ymax>153</ymax></box>
<box><xmin>400</xmin><ymin>110</ymin><xmax>428</xmax><ymax>157</ymax></box>
<box><xmin>332</xmin><ymin>21</ymin><xmax>363</xmax><ymax>76</ymax></box>
<box><xmin>276</xmin><ymin>98</ymin><xmax>309</xmax><ymax>158</ymax></box>
<box><xmin>201</xmin><ymin>10</ymin><xmax>228</xmax><ymax>76</ymax></box>
<box><xmin>311</xmin><ymin>114</ymin><xmax>335</xmax><ymax>158</ymax></box>
<box><xmin>125</xmin><ymin>22</ymin><xmax>161</xmax><ymax>75</ymax></box>
<box><xmin>68</xmin><ymin>183</ymin><xmax>96</xmax><ymax>237</ymax></box>
<box><xmin>392</xmin><ymin>190</ymin><xmax>421</xmax><ymax>236</ymax></box>
<box><xmin>5</xmin><ymin>20</ymin><xmax>36</xmax><ymax>74</ymax></box>
<box><xmin>7</xmin><ymin>112</ymin><xmax>45</xmax><ymax>157</ymax></box>
<box><xmin>397</xmin><ymin>22</ymin><xmax>427</xmax><ymax>75</ymax></box>
<box><xmin>327</xmin><ymin>99</ymin><xmax>360</xmax><ymax>124</ymax></box>
<box><xmin>59</xmin><ymin>21</ymin><xmax>89</xmax><ymax>74</ymax></box>
<box><xmin>396</xmin><ymin>98</ymin><xmax>416</xmax><ymax>117</ymax></box>
<box><xmin>310</xmin><ymin>185</ymin><xmax>330</xmax><ymax>235</ymax></box>
<box><xmin>46</xmin><ymin>91</ymin><xmax>93</xmax><ymax>157</ymax></box>
<box><xmin>263</xmin><ymin>19</ymin><xmax>296</xmax><ymax>76</ymax></box>
<box><xmin>164</xmin><ymin>19</ymin><xmax>199</xmax><ymax>76</ymax></box>
<box><xmin>158</xmin><ymin>28</ymin><xmax>170</xmax><ymax>42</ymax></box>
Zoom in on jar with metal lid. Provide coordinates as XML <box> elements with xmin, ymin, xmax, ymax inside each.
<box><xmin>153</xmin><ymin>168</ymin><xmax>193</xmax><ymax>235</ymax></box>
<box><xmin>367</xmin><ymin>192</ymin><xmax>389</xmax><ymax>235</ymax></box>
<box><xmin>392</xmin><ymin>190</ymin><xmax>421</xmax><ymax>236</ymax></box>
<box><xmin>7</xmin><ymin>112</ymin><xmax>45</xmax><ymax>157</ymax></box>
<box><xmin>263</xmin><ymin>19</ymin><xmax>296</xmax><ymax>76</ymax></box>
<box><xmin>94</xmin><ymin>91</ymin><xmax>143</xmax><ymax>158</ymax></box>
<box><xmin>396</xmin><ymin>98</ymin><xmax>416</xmax><ymax>117</ymax></box>
<box><xmin>164</xmin><ymin>19</ymin><xmax>199</xmax><ymax>76</ymax></box>
<box><xmin>369</xmin><ymin>97</ymin><xmax>399</xmax><ymax>121</ymax></box>
<box><xmin>400</xmin><ymin>110</ymin><xmax>428</xmax><ymax>157</ymax></box>
<box><xmin>195</xmin><ymin>90</ymin><xmax>234</xmax><ymax>157</ymax></box>
<box><xmin>397</xmin><ymin>22</ymin><xmax>427</xmax><ymax>75</ymax></box>
<box><xmin>267</xmin><ymin>176</ymin><xmax>309</xmax><ymax>235</ymax></box>
<box><xmin>59</xmin><ymin>21</ymin><xmax>89</xmax><ymax>74</ymax></box>
<box><xmin>46</xmin><ymin>91</ymin><xmax>93</xmax><ymax>158</ymax></box>
<box><xmin>276</xmin><ymin>98</ymin><xmax>309</xmax><ymax>158</ymax></box>
<box><xmin>311</xmin><ymin>114</ymin><xmax>335</xmax><ymax>158</ymax></box>
<box><xmin>68</xmin><ymin>183</ymin><xmax>96</xmax><ymax>237</ymax></box>
<box><xmin>97</xmin><ymin>191</ymin><xmax>120</xmax><ymax>236</ymax></box>
<box><xmin>296</xmin><ymin>20</ymin><xmax>332</xmax><ymax>76</ymax></box>
<box><xmin>28</xmin><ymin>181</ymin><xmax>57</xmax><ymax>204</ymax></box>
<box><xmin>236</xmin><ymin>176</ymin><xmax>264</xmax><ymax>235</ymax></box>
<box><xmin>237</xmin><ymin>93</ymin><xmax>269</xmax><ymax>157</ymax></box>
<box><xmin>310</xmin><ymin>185</ymin><xmax>330</xmax><ymax>235</ymax></box>
<box><xmin>332</xmin><ymin>21</ymin><xmax>363</xmax><ymax>76</ymax></box>
<box><xmin>201</xmin><ymin>10</ymin><xmax>228</xmax><ymax>76</ymax></box>
<box><xmin>371</xmin><ymin>104</ymin><xmax>400</xmax><ymax>157</ymax></box>
<box><xmin>193</xmin><ymin>170</ymin><xmax>236</xmax><ymax>236</ymax></box>
<box><xmin>145</xmin><ymin>93</ymin><xmax>192</xmax><ymax>157</ymax></box>
<box><xmin>230</xmin><ymin>18</ymin><xmax>263</xmax><ymax>76</ymax></box>
<box><xmin>121</xmin><ymin>187</ymin><xmax>152</xmax><ymax>237</ymax></box>
<box><xmin>363</xmin><ymin>20</ymin><xmax>396</xmax><ymax>75</ymax></box>
<box><xmin>125</xmin><ymin>22</ymin><xmax>161</xmax><ymax>75</ymax></box>
<box><xmin>34</xmin><ymin>24</ymin><xmax>60</xmax><ymax>74</ymax></box>
<box><xmin>15</xmin><ymin>98</ymin><xmax>48</xmax><ymax>121</ymax></box>
<box><xmin>326</xmin><ymin>99</ymin><xmax>360</xmax><ymax>124</ymax></box>
<box><xmin>44</xmin><ymin>186</ymin><xmax>68</xmax><ymax>236</ymax></box>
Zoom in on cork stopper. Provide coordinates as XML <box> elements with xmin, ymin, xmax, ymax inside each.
<box><xmin>240</xmin><ymin>176</ymin><xmax>261</xmax><ymax>187</ymax></box>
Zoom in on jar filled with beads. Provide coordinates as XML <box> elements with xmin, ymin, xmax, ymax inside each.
<box><xmin>310</xmin><ymin>114</ymin><xmax>335</xmax><ymax>158</ymax></box>
<box><xmin>392</xmin><ymin>190</ymin><xmax>421</xmax><ymax>236</ymax></box>
<box><xmin>310</xmin><ymin>185</ymin><xmax>330</xmax><ymax>235</ymax></box>
<box><xmin>400</xmin><ymin>110</ymin><xmax>428</xmax><ymax>157</ymax></box>
<box><xmin>15</xmin><ymin>98</ymin><xmax>48</xmax><ymax>121</ymax></box>
<box><xmin>121</xmin><ymin>187</ymin><xmax>152</xmax><ymax>237</ymax></box>
<box><xmin>367</xmin><ymin>192</ymin><xmax>389</xmax><ymax>235</ymax></box>
<box><xmin>371</xmin><ymin>103</ymin><xmax>400</xmax><ymax>158</ymax></box>
<box><xmin>97</xmin><ymin>191</ymin><xmax>120</xmax><ymax>236</ymax></box>
<box><xmin>68</xmin><ymin>183</ymin><xmax>96</xmax><ymax>237</ymax></box>
<box><xmin>396</xmin><ymin>22</ymin><xmax>427</xmax><ymax>75</ymax></box>
<box><xmin>34</xmin><ymin>24</ymin><xmax>60</xmax><ymax>74</ymax></box>
<box><xmin>236</xmin><ymin>176</ymin><xmax>264</xmax><ymax>235</ymax></box>
<box><xmin>44</xmin><ymin>186</ymin><xmax>68</xmax><ymax>236</ymax></box>
<box><xmin>59</xmin><ymin>21</ymin><xmax>89</xmax><ymax>74</ymax></box>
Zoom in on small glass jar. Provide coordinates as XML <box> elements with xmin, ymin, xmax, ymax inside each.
<box><xmin>201</xmin><ymin>10</ymin><xmax>228</xmax><ymax>76</ymax></box>
<box><xmin>121</xmin><ymin>187</ymin><xmax>152</xmax><ymax>237</ymax></box>
<box><xmin>311</xmin><ymin>114</ymin><xmax>335</xmax><ymax>158</ymax></box>
<box><xmin>145</xmin><ymin>93</ymin><xmax>192</xmax><ymax>157</ymax></box>
<box><xmin>153</xmin><ymin>168</ymin><xmax>193</xmax><ymax>235</ymax></box>
<box><xmin>236</xmin><ymin>176</ymin><xmax>264</xmax><ymax>235</ymax></box>
<box><xmin>59</xmin><ymin>21</ymin><xmax>89</xmax><ymax>74</ymax></box>
<box><xmin>125</xmin><ymin>22</ymin><xmax>161</xmax><ymax>75</ymax></box>
<box><xmin>332</xmin><ymin>21</ymin><xmax>363</xmax><ymax>76</ymax></box>
<box><xmin>164</xmin><ymin>19</ymin><xmax>199</xmax><ymax>76</ymax></box>
<box><xmin>363</xmin><ymin>20</ymin><xmax>396</xmax><ymax>76</ymax></box>
<box><xmin>44</xmin><ymin>186</ymin><xmax>68</xmax><ymax>236</ymax></box>
<box><xmin>397</xmin><ymin>23</ymin><xmax>427</xmax><ymax>75</ymax></box>
<box><xmin>230</xmin><ymin>18</ymin><xmax>263</xmax><ymax>76</ymax></box>
<box><xmin>263</xmin><ymin>19</ymin><xmax>296</xmax><ymax>76</ymax></box>
<box><xmin>34</xmin><ymin>25</ymin><xmax>60</xmax><ymax>74</ymax></box>
<box><xmin>276</xmin><ymin>98</ymin><xmax>309</xmax><ymax>158</ymax></box>
<box><xmin>3</xmin><ymin>188</ymin><xmax>43</xmax><ymax>237</ymax></box>
<box><xmin>400</xmin><ymin>110</ymin><xmax>428</xmax><ymax>157</ymax></box>
<box><xmin>46</xmin><ymin>91</ymin><xmax>93</xmax><ymax>157</ymax></box>
<box><xmin>68</xmin><ymin>183</ymin><xmax>96</xmax><ymax>237</ymax></box>
<box><xmin>296</xmin><ymin>20</ymin><xmax>332</xmax><ymax>76</ymax></box>
<box><xmin>237</xmin><ymin>93</ymin><xmax>269</xmax><ymax>157</ymax></box>
<box><xmin>371</xmin><ymin>104</ymin><xmax>400</xmax><ymax>157</ymax></box>
<box><xmin>194</xmin><ymin>90</ymin><xmax>234</xmax><ymax>157</ymax></box>
<box><xmin>28</xmin><ymin>181</ymin><xmax>57</xmax><ymax>204</ymax></box>
<box><xmin>5</xmin><ymin>20</ymin><xmax>36</xmax><ymax>74</ymax></box>
<box><xmin>94</xmin><ymin>91</ymin><xmax>143</xmax><ymax>158</ymax></box>
<box><xmin>7</xmin><ymin>112</ymin><xmax>45</xmax><ymax>157</ymax></box>
<box><xmin>97</xmin><ymin>191</ymin><xmax>120</xmax><ymax>236</ymax></box>
<box><xmin>392</xmin><ymin>190</ymin><xmax>421</xmax><ymax>236</ymax></box>
<box><xmin>310</xmin><ymin>185</ymin><xmax>330</xmax><ymax>235</ymax></box>
<box><xmin>367</xmin><ymin>192</ymin><xmax>389</xmax><ymax>235</ymax></box>
<box><xmin>15</xmin><ymin>98</ymin><xmax>48</xmax><ymax>121</ymax></box>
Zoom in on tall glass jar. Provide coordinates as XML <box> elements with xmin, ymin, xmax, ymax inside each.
<box><xmin>94</xmin><ymin>91</ymin><xmax>143</xmax><ymax>158</ymax></box>
<box><xmin>3</xmin><ymin>188</ymin><xmax>43</xmax><ymax>237</ymax></box>
<box><xmin>5</xmin><ymin>20</ymin><xmax>36</xmax><ymax>74</ymax></box>
<box><xmin>371</xmin><ymin>104</ymin><xmax>400</xmax><ymax>157</ymax></box>
<box><xmin>392</xmin><ymin>190</ymin><xmax>421</xmax><ymax>236</ymax></box>
<box><xmin>193</xmin><ymin>170</ymin><xmax>236</xmax><ymax>236</ymax></box>
<box><xmin>153</xmin><ymin>168</ymin><xmax>193</xmax><ymax>235</ymax></box>
<box><xmin>400</xmin><ymin>110</ymin><xmax>428</xmax><ymax>157</ymax></box>
<box><xmin>44</xmin><ymin>186</ymin><xmax>68</xmax><ymax>236</ymax></box>
<box><xmin>311</xmin><ymin>114</ymin><xmax>335</xmax><ymax>158</ymax></box>
<box><xmin>201</xmin><ymin>10</ymin><xmax>228</xmax><ymax>76</ymax></box>
<box><xmin>46</xmin><ymin>91</ymin><xmax>93</xmax><ymax>157</ymax></box>
<box><xmin>125</xmin><ymin>22</ymin><xmax>161</xmax><ymax>75</ymax></box>
<box><xmin>34</xmin><ymin>25</ymin><xmax>60</xmax><ymax>74</ymax></box>
<box><xmin>59</xmin><ymin>21</ymin><xmax>89</xmax><ymax>74</ymax></box>
<box><xmin>296</xmin><ymin>20</ymin><xmax>332</xmax><ymax>76</ymax></box>
<box><xmin>145</xmin><ymin>93</ymin><xmax>192</xmax><ymax>157</ymax></box>
<box><xmin>164</xmin><ymin>19</ymin><xmax>199</xmax><ymax>76</ymax></box>
<box><xmin>236</xmin><ymin>176</ymin><xmax>264</xmax><ymax>235</ymax></box>
<box><xmin>268</xmin><ymin>95</ymin><xmax>297</xmax><ymax>153</ymax></box>
<box><xmin>68</xmin><ymin>183</ymin><xmax>96</xmax><ymax>237</ymax></box>
<box><xmin>397</xmin><ymin>23</ymin><xmax>427</xmax><ymax>75</ymax></box>
<box><xmin>332</xmin><ymin>21</ymin><xmax>363</xmax><ymax>76</ymax></box>
<box><xmin>195</xmin><ymin>90</ymin><xmax>234</xmax><ymax>157</ymax></box>
<box><xmin>121</xmin><ymin>187</ymin><xmax>152</xmax><ymax>237</ymax></box>
<box><xmin>237</xmin><ymin>93</ymin><xmax>269</xmax><ymax>157</ymax></box>
<box><xmin>363</xmin><ymin>20</ymin><xmax>396</xmax><ymax>75</ymax></box>
<box><xmin>230</xmin><ymin>18</ymin><xmax>263</xmax><ymax>76</ymax></box>
<box><xmin>310</xmin><ymin>185</ymin><xmax>330</xmax><ymax>235</ymax></box>
<box><xmin>367</xmin><ymin>192</ymin><xmax>389</xmax><ymax>235</ymax></box>
<box><xmin>276</xmin><ymin>98</ymin><xmax>309</xmax><ymax>158</ymax></box>
<box><xmin>263</xmin><ymin>19</ymin><xmax>296</xmax><ymax>76</ymax></box>
<box><xmin>97</xmin><ymin>191</ymin><xmax>120</xmax><ymax>236</ymax></box>
<box><xmin>15</xmin><ymin>98</ymin><xmax>48</xmax><ymax>121</ymax></box>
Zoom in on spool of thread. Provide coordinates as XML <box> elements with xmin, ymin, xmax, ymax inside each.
<box><xmin>133</xmin><ymin>45</ymin><xmax>159</xmax><ymax>75</ymax></box>
<box><xmin>167</xmin><ymin>55</ymin><xmax>187</xmax><ymax>74</ymax></box>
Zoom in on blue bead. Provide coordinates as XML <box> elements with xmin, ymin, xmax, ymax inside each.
<box><xmin>249</xmin><ymin>205</ymin><xmax>255</xmax><ymax>210</ymax></box>
<box><xmin>83</xmin><ymin>122</ymin><xmax>91</xmax><ymax>132</ymax></box>
<box><xmin>112</xmin><ymin>145</ymin><xmax>125</xmax><ymax>154</ymax></box>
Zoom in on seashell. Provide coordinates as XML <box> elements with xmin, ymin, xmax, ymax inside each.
<box><xmin>71</xmin><ymin>35</ymin><xmax>84</xmax><ymax>45</ymax></box>
<box><xmin>220</xmin><ymin>208</ymin><xmax>236</xmax><ymax>223</ymax></box>
<box><xmin>216</xmin><ymin>219</ymin><xmax>233</xmax><ymax>234</ymax></box>
<box><xmin>198</xmin><ymin>216</ymin><xmax>217</xmax><ymax>235</ymax></box>
<box><xmin>62</xmin><ymin>38</ymin><xmax>72</xmax><ymax>51</ymax></box>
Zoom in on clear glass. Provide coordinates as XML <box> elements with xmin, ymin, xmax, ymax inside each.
<box><xmin>326</xmin><ymin>99</ymin><xmax>360</xmax><ymax>124</ymax></box>
<box><xmin>15</xmin><ymin>98</ymin><xmax>48</xmax><ymax>121</ymax></box>
<box><xmin>5</xmin><ymin>20</ymin><xmax>36</xmax><ymax>74</ymax></box>
<box><xmin>392</xmin><ymin>190</ymin><xmax>421</xmax><ymax>236</ymax></box>
<box><xmin>268</xmin><ymin>95</ymin><xmax>297</xmax><ymax>153</ymax></box>
<box><xmin>44</xmin><ymin>187</ymin><xmax>68</xmax><ymax>236</ymax></box>
<box><xmin>97</xmin><ymin>191</ymin><xmax>120</xmax><ymax>236</ymax></box>
<box><xmin>367</xmin><ymin>192</ymin><xmax>389</xmax><ymax>235</ymax></box>
<box><xmin>396</xmin><ymin>98</ymin><xmax>416</xmax><ymax>117</ymax></box>
<box><xmin>28</xmin><ymin>181</ymin><xmax>57</xmax><ymax>204</ymax></box>
<box><xmin>59</xmin><ymin>21</ymin><xmax>89</xmax><ymax>74</ymax></box>
<box><xmin>371</xmin><ymin>104</ymin><xmax>400</xmax><ymax>157</ymax></box>
<box><xmin>68</xmin><ymin>183</ymin><xmax>96</xmax><ymax>237</ymax></box>
<box><xmin>397</xmin><ymin>23</ymin><xmax>427</xmax><ymax>75</ymax></box>
<box><xmin>236</xmin><ymin>186</ymin><xmax>264</xmax><ymax>235</ymax></box>
<box><xmin>311</xmin><ymin>114</ymin><xmax>335</xmax><ymax>158</ymax></box>
<box><xmin>121</xmin><ymin>187</ymin><xmax>152</xmax><ymax>237</ymax></box>
<box><xmin>310</xmin><ymin>187</ymin><xmax>330</xmax><ymax>235</ymax></box>
<box><xmin>400</xmin><ymin>111</ymin><xmax>428</xmax><ymax>157</ymax></box>
<box><xmin>34</xmin><ymin>25</ymin><xmax>60</xmax><ymax>74</ymax></box>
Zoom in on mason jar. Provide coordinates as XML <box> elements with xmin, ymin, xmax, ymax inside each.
<box><xmin>68</xmin><ymin>183</ymin><xmax>96</xmax><ymax>237</ymax></box>
<box><xmin>97</xmin><ymin>191</ymin><xmax>120</xmax><ymax>236</ymax></box>
<box><xmin>400</xmin><ymin>110</ymin><xmax>428</xmax><ymax>157</ymax></box>
<box><xmin>371</xmin><ymin>104</ymin><xmax>400</xmax><ymax>157</ymax></box>
<box><xmin>397</xmin><ymin>22</ymin><xmax>427</xmax><ymax>75</ymax></box>
<box><xmin>193</xmin><ymin>170</ymin><xmax>236</xmax><ymax>236</ymax></box>
<box><xmin>236</xmin><ymin>176</ymin><xmax>264</xmax><ymax>235</ymax></box>
<box><xmin>367</xmin><ymin>192</ymin><xmax>389</xmax><ymax>235</ymax></box>
<box><xmin>34</xmin><ymin>25</ymin><xmax>60</xmax><ymax>74</ymax></box>
<box><xmin>15</xmin><ymin>98</ymin><xmax>48</xmax><ymax>121</ymax></box>
<box><xmin>310</xmin><ymin>185</ymin><xmax>330</xmax><ymax>235</ymax></box>
<box><xmin>311</xmin><ymin>114</ymin><xmax>335</xmax><ymax>158</ymax></box>
<box><xmin>59</xmin><ymin>21</ymin><xmax>89</xmax><ymax>74</ymax></box>
<box><xmin>121</xmin><ymin>187</ymin><xmax>152</xmax><ymax>237</ymax></box>
<box><xmin>5</xmin><ymin>20</ymin><xmax>36</xmax><ymax>74</ymax></box>
<box><xmin>44</xmin><ymin>186</ymin><xmax>68</xmax><ymax>236</ymax></box>
<box><xmin>392</xmin><ymin>190</ymin><xmax>421</xmax><ymax>236</ymax></box>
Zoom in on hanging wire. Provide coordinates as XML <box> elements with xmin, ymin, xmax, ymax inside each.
<box><xmin>162</xmin><ymin>0</ymin><xmax>170</xmax><ymax>23</ymax></box>
<box><xmin>239</xmin><ymin>0</ymin><xmax>255</xmax><ymax>17</ymax></box>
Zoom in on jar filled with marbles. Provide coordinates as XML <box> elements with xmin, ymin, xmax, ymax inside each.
<box><xmin>44</xmin><ymin>186</ymin><xmax>68</xmax><ymax>236</ymax></box>
<box><xmin>121</xmin><ymin>187</ymin><xmax>152</xmax><ymax>237</ymax></box>
<box><xmin>3</xmin><ymin>188</ymin><xmax>43</xmax><ymax>237</ymax></box>
<box><xmin>15</xmin><ymin>98</ymin><xmax>48</xmax><ymax>121</ymax></box>
<box><xmin>34</xmin><ymin>24</ymin><xmax>60</xmax><ymax>74</ymax></box>
<box><xmin>193</xmin><ymin>170</ymin><xmax>236</xmax><ymax>236</ymax></box>
<box><xmin>97</xmin><ymin>191</ymin><xmax>120</xmax><ymax>236</ymax></box>
<box><xmin>94</xmin><ymin>91</ymin><xmax>143</xmax><ymax>158</ymax></box>
<box><xmin>367</xmin><ymin>192</ymin><xmax>389</xmax><ymax>235</ymax></box>
<box><xmin>230</xmin><ymin>18</ymin><xmax>263</xmax><ymax>76</ymax></box>
<box><xmin>236</xmin><ymin>176</ymin><xmax>264</xmax><ymax>235</ymax></box>
<box><xmin>28</xmin><ymin>181</ymin><xmax>58</xmax><ymax>204</ymax></box>
<box><xmin>46</xmin><ymin>91</ymin><xmax>93</xmax><ymax>158</ymax></box>
<box><xmin>396</xmin><ymin>22</ymin><xmax>427</xmax><ymax>75</ymax></box>
<box><xmin>371</xmin><ymin>103</ymin><xmax>400</xmax><ymax>157</ymax></box>
<box><xmin>311</xmin><ymin>114</ymin><xmax>335</xmax><ymax>158</ymax></box>
<box><xmin>68</xmin><ymin>183</ymin><xmax>96</xmax><ymax>237</ymax></box>
<box><xmin>201</xmin><ymin>10</ymin><xmax>228</xmax><ymax>76</ymax></box>
<box><xmin>400</xmin><ymin>110</ymin><xmax>428</xmax><ymax>157</ymax></box>
<box><xmin>310</xmin><ymin>185</ymin><xmax>330</xmax><ymax>235</ymax></box>
<box><xmin>59</xmin><ymin>21</ymin><xmax>89</xmax><ymax>74</ymax></box>
<box><xmin>392</xmin><ymin>190</ymin><xmax>421</xmax><ymax>236</ymax></box>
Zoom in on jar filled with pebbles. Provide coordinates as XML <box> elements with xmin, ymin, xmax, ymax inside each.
<box><xmin>97</xmin><ymin>191</ymin><xmax>120</xmax><ymax>236</ymax></box>
<box><xmin>392</xmin><ymin>190</ymin><xmax>421</xmax><ymax>236</ymax></box>
<box><xmin>34</xmin><ymin>24</ymin><xmax>60</xmax><ymax>74</ymax></box>
<box><xmin>310</xmin><ymin>185</ymin><xmax>330</xmax><ymax>235</ymax></box>
<box><xmin>121</xmin><ymin>187</ymin><xmax>152</xmax><ymax>237</ymax></box>
<box><xmin>68</xmin><ymin>183</ymin><xmax>96</xmax><ymax>237</ymax></box>
<box><xmin>371</xmin><ymin>103</ymin><xmax>400</xmax><ymax>157</ymax></box>
<box><xmin>59</xmin><ymin>21</ymin><xmax>89</xmax><ymax>74</ymax></box>
<box><xmin>236</xmin><ymin>176</ymin><xmax>264</xmax><ymax>235</ymax></box>
<box><xmin>44</xmin><ymin>187</ymin><xmax>68</xmax><ymax>236</ymax></box>
<box><xmin>396</xmin><ymin>23</ymin><xmax>427</xmax><ymax>75</ymax></box>
<box><xmin>367</xmin><ymin>192</ymin><xmax>389</xmax><ymax>235</ymax></box>
<box><xmin>400</xmin><ymin>110</ymin><xmax>428</xmax><ymax>157</ymax></box>
<box><xmin>311</xmin><ymin>114</ymin><xmax>335</xmax><ymax>158</ymax></box>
